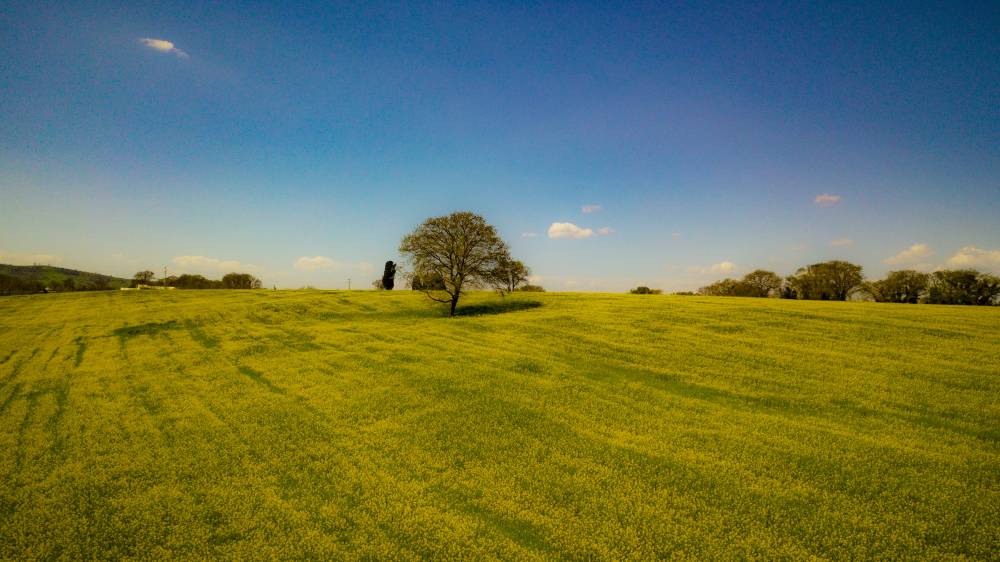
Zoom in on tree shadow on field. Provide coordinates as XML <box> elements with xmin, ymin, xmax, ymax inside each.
<box><xmin>112</xmin><ymin>321</ymin><xmax>179</xmax><ymax>340</ymax></box>
<box><xmin>454</xmin><ymin>299</ymin><xmax>542</xmax><ymax>317</ymax></box>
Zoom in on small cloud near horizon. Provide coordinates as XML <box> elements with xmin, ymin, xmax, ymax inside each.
<box><xmin>830</xmin><ymin>238</ymin><xmax>854</xmax><ymax>247</ymax></box>
<box><xmin>814</xmin><ymin>193</ymin><xmax>842</xmax><ymax>206</ymax></box>
<box><xmin>581</xmin><ymin>204</ymin><xmax>601</xmax><ymax>214</ymax></box>
<box><xmin>294</xmin><ymin>256</ymin><xmax>335</xmax><ymax>272</ymax></box>
<box><xmin>139</xmin><ymin>38</ymin><xmax>189</xmax><ymax>59</ymax></box>
<box><xmin>946</xmin><ymin>246</ymin><xmax>1000</xmax><ymax>273</ymax></box>
<box><xmin>688</xmin><ymin>261</ymin><xmax>737</xmax><ymax>275</ymax></box>
<box><xmin>884</xmin><ymin>243</ymin><xmax>933</xmax><ymax>266</ymax></box>
<box><xmin>293</xmin><ymin>256</ymin><xmax>373</xmax><ymax>273</ymax></box>
<box><xmin>597</xmin><ymin>227</ymin><xmax>614</xmax><ymax>235</ymax></box>
<box><xmin>0</xmin><ymin>251</ymin><xmax>61</xmax><ymax>266</ymax></box>
<box><xmin>172</xmin><ymin>255</ymin><xmax>248</xmax><ymax>272</ymax></box>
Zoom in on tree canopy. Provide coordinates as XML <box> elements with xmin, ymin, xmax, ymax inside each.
<box><xmin>399</xmin><ymin>211</ymin><xmax>515</xmax><ymax>315</ymax></box>
<box><xmin>784</xmin><ymin>261</ymin><xmax>864</xmax><ymax>301</ymax></box>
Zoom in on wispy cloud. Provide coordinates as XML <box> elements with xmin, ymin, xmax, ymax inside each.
<box><xmin>172</xmin><ymin>255</ymin><xmax>248</xmax><ymax>272</ymax></box>
<box><xmin>884</xmin><ymin>243</ymin><xmax>933</xmax><ymax>266</ymax></box>
<box><xmin>0</xmin><ymin>251</ymin><xmax>61</xmax><ymax>266</ymax></box>
<box><xmin>139</xmin><ymin>37</ymin><xmax>189</xmax><ymax>59</ymax></box>
<box><xmin>671</xmin><ymin>232</ymin><xmax>681</xmax><ymax>239</ymax></box>
<box><xmin>293</xmin><ymin>256</ymin><xmax>373</xmax><ymax>273</ymax></box>
<box><xmin>946</xmin><ymin>246</ymin><xmax>1000</xmax><ymax>273</ymax></box>
<box><xmin>547</xmin><ymin>222</ymin><xmax>614</xmax><ymax>239</ymax></box>
<box><xmin>688</xmin><ymin>261</ymin><xmax>737</xmax><ymax>275</ymax></box>
<box><xmin>581</xmin><ymin>204</ymin><xmax>602</xmax><ymax>214</ymax></box>
<box><xmin>548</xmin><ymin>222</ymin><xmax>594</xmax><ymax>239</ymax></box>
<box><xmin>521</xmin><ymin>232</ymin><xmax>537</xmax><ymax>238</ymax></box>
<box><xmin>830</xmin><ymin>238</ymin><xmax>854</xmax><ymax>247</ymax></box>
<box><xmin>814</xmin><ymin>193</ymin><xmax>842</xmax><ymax>206</ymax></box>
<box><xmin>294</xmin><ymin>256</ymin><xmax>336</xmax><ymax>272</ymax></box>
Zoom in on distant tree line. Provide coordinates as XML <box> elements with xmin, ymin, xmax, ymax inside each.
<box><xmin>0</xmin><ymin>274</ymin><xmax>112</xmax><ymax>295</ymax></box>
<box><xmin>630</xmin><ymin>286</ymin><xmax>662</xmax><ymax>295</ymax></box>
<box><xmin>0</xmin><ymin>270</ymin><xmax>265</xmax><ymax>295</ymax></box>
<box><xmin>139</xmin><ymin>271</ymin><xmax>263</xmax><ymax>290</ymax></box>
<box><xmin>695</xmin><ymin>261</ymin><xmax>1000</xmax><ymax>305</ymax></box>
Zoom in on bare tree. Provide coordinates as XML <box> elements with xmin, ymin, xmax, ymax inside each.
<box><xmin>399</xmin><ymin>211</ymin><xmax>512</xmax><ymax>316</ymax></box>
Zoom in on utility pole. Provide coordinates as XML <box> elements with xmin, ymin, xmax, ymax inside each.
<box><xmin>347</xmin><ymin>278</ymin><xmax>351</xmax><ymax>290</ymax></box>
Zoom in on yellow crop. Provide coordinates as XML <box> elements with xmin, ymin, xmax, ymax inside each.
<box><xmin>1</xmin><ymin>290</ymin><xmax>998</xmax><ymax>559</ymax></box>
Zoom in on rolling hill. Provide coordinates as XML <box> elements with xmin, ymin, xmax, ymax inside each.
<box><xmin>0</xmin><ymin>264</ymin><xmax>130</xmax><ymax>290</ymax></box>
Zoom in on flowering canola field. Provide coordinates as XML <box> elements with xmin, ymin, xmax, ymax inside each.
<box><xmin>1</xmin><ymin>290</ymin><xmax>998</xmax><ymax>559</ymax></box>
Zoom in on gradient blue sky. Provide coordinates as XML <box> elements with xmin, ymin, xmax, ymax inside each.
<box><xmin>2</xmin><ymin>1</ymin><xmax>998</xmax><ymax>290</ymax></box>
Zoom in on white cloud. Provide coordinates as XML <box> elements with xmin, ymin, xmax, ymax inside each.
<box><xmin>884</xmin><ymin>243</ymin><xmax>933</xmax><ymax>266</ymax></box>
<box><xmin>814</xmin><ymin>193</ymin><xmax>842</xmax><ymax>206</ymax></box>
<box><xmin>0</xmin><ymin>252</ymin><xmax>61</xmax><ymax>266</ymax></box>
<box><xmin>946</xmin><ymin>246</ymin><xmax>1000</xmax><ymax>273</ymax></box>
<box><xmin>293</xmin><ymin>256</ymin><xmax>373</xmax><ymax>274</ymax></box>
<box><xmin>688</xmin><ymin>261</ymin><xmax>737</xmax><ymax>275</ymax></box>
<box><xmin>671</xmin><ymin>232</ymin><xmax>681</xmax><ymax>239</ymax></box>
<box><xmin>548</xmin><ymin>222</ymin><xmax>594</xmax><ymax>239</ymax></box>
<box><xmin>711</xmin><ymin>261</ymin><xmax>736</xmax><ymax>274</ymax></box>
<box><xmin>521</xmin><ymin>232</ymin><xmax>537</xmax><ymax>238</ymax></box>
<box><xmin>294</xmin><ymin>256</ymin><xmax>335</xmax><ymax>272</ymax></box>
<box><xmin>581</xmin><ymin>204</ymin><xmax>602</xmax><ymax>214</ymax></box>
<box><xmin>830</xmin><ymin>238</ymin><xmax>854</xmax><ymax>247</ymax></box>
<box><xmin>172</xmin><ymin>255</ymin><xmax>248</xmax><ymax>273</ymax></box>
<box><xmin>597</xmin><ymin>227</ymin><xmax>615</xmax><ymax>236</ymax></box>
<box><xmin>139</xmin><ymin>37</ymin><xmax>189</xmax><ymax>59</ymax></box>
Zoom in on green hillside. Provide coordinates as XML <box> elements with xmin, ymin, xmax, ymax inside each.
<box><xmin>0</xmin><ymin>264</ymin><xmax>130</xmax><ymax>290</ymax></box>
<box><xmin>0</xmin><ymin>291</ymin><xmax>997</xmax><ymax>559</ymax></box>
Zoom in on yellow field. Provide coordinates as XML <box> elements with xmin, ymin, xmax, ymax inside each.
<box><xmin>1</xmin><ymin>290</ymin><xmax>998</xmax><ymax>559</ymax></box>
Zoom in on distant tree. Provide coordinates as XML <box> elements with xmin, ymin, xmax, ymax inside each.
<box><xmin>779</xmin><ymin>282</ymin><xmax>798</xmax><ymax>300</ymax></box>
<box><xmin>0</xmin><ymin>274</ymin><xmax>17</xmax><ymax>295</ymax></box>
<box><xmin>517</xmin><ymin>284</ymin><xmax>545</xmax><ymax>292</ymax></box>
<box><xmin>740</xmin><ymin>269</ymin><xmax>783</xmax><ymax>297</ymax></box>
<box><xmin>862</xmin><ymin>270</ymin><xmax>929</xmax><ymax>303</ymax></box>
<box><xmin>222</xmin><ymin>272</ymin><xmax>262</xmax><ymax>290</ymax></box>
<box><xmin>698</xmin><ymin>278</ymin><xmax>743</xmax><ymax>297</ymax></box>
<box><xmin>924</xmin><ymin>270</ymin><xmax>1000</xmax><ymax>305</ymax></box>
<box><xmin>381</xmin><ymin>261</ymin><xmax>397</xmax><ymax>290</ymax></box>
<box><xmin>174</xmin><ymin>274</ymin><xmax>214</xmax><ymax>289</ymax></box>
<box><xmin>785</xmin><ymin>261</ymin><xmax>864</xmax><ymax>301</ymax></box>
<box><xmin>134</xmin><ymin>270</ymin><xmax>155</xmax><ymax>286</ymax></box>
<box><xmin>61</xmin><ymin>278</ymin><xmax>76</xmax><ymax>292</ymax></box>
<box><xmin>90</xmin><ymin>277</ymin><xmax>111</xmax><ymax>291</ymax></box>
<box><xmin>630</xmin><ymin>286</ymin><xmax>662</xmax><ymax>294</ymax></box>
<box><xmin>408</xmin><ymin>270</ymin><xmax>447</xmax><ymax>291</ymax></box>
<box><xmin>489</xmin><ymin>257</ymin><xmax>530</xmax><ymax>294</ymax></box>
<box><xmin>372</xmin><ymin>278</ymin><xmax>385</xmax><ymax>290</ymax></box>
<box><xmin>399</xmin><ymin>211</ymin><xmax>513</xmax><ymax>316</ymax></box>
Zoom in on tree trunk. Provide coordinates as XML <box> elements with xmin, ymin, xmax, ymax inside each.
<box><xmin>450</xmin><ymin>294</ymin><xmax>459</xmax><ymax>316</ymax></box>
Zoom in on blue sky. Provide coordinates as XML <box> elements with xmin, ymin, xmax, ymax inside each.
<box><xmin>2</xmin><ymin>1</ymin><xmax>998</xmax><ymax>290</ymax></box>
